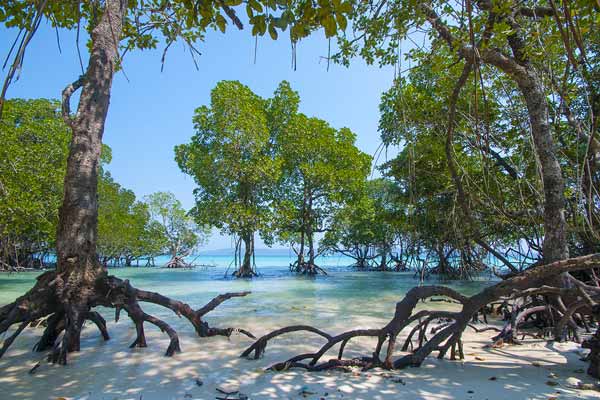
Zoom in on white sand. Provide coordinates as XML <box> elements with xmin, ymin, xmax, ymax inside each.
<box><xmin>1</xmin><ymin>315</ymin><xmax>600</xmax><ymax>400</ymax></box>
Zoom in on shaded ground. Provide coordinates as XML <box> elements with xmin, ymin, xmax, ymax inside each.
<box><xmin>1</xmin><ymin>312</ymin><xmax>599</xmax><ymax>400</ymax></box>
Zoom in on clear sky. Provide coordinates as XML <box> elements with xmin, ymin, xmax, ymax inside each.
<box><xmin>1</xmin><ymin>22</ymin><xmax>402</xmax><ymax>250</ymax></box>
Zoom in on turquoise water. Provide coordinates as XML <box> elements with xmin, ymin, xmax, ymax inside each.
<box><xmin>0</xmin><ymin>255</ymin><xmax>494</xmax><ymax>326</ymax></box>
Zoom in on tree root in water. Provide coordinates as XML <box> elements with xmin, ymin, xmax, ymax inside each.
<box><xmin>243</xmin><ymin>254</ymin><xmax>600</xmax><ymax>376</ymax></box>
<box><xmin>0</xmin><ymin>269</ymin><xmax>254</xmax><ymax>368</ymax></box>
<box><xmin>289</xmin><ymin>261</ymin><xmax>328</xmax><ymax>275</ymax></box>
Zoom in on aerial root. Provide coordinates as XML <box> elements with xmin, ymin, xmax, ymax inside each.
<box><xmin>0</xmin><ymin>319</ymin><xmax>30</xmax><ymax>358</ymax></box>
<box><xmin>0</xmin><ymin>271</ymin><xmax>254</xmax><ymax>366</ymax></box>
<box><xmin>290</xmin><ymin>261</ymin><xmax>328</xmax><ymax>275</ymax></box>
<box><xmin>243</xmin><ymin>254</ymin><xmax>600</xmax><ymax>375</ymax></box>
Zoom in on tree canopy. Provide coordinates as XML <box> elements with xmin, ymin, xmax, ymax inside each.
<box><xmin>0</xmin><ymin>99</ymin><xmax>68</xmax><ymax>269</ymax></box>
<box><xmin>144</xmin><ymin>191</ymin><xmax>208</xmax><ymax>267</ymax></box>
<box><xmin>270</xmin><ymin>107</ymin><xmax>371</xmax><ymax>274</ymax></box>
<box><xmin>0</xmin><ymin>98</ymin><xmax>179</xmax><ymax>270</ymax></box>
<box><xmin>175</xmin><ymin>80</ymin><xmax>278</xmax><ymax>277</ymax></box>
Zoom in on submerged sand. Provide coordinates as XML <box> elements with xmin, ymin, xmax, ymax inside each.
<box><xmin>1</xmin><ymin>311</ymin><xmax>600</xmax><ymax>400</ymax></box>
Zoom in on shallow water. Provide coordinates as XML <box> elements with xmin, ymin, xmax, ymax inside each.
<box><xmin>4</xmin><ymin>256</ymin><xmax>596</xmax><ymax>400</ymax></box>
<box><xmin>0</xmin><ymin>255</ymin><xmax>494</xmax><ymax>326</ymax></box>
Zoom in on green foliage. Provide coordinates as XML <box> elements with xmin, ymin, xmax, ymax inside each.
<box><xmin>176</xmin><ymin>81</ymin><xmax>278</xmax><ymax>244</ymax></box>
<box><xmin>0</xmin><ymin>99</ymin><xmax>68</xmax><ymax>263</ymax></box>
<box><xmin>0</xmin><ymin>0</ymin><xmax>356</xmax><ymax>59</ymax></box>
<box><xmin>322</xmin><ymin>178</ymin><xmax>398</xmax><ymax>267</ymax></box>
<box><xmin>144</xmin><ymin>191</ymin><xmax>208</xmax><ymax>258</ymax></box>
<box><xmin>97</xmin><ymin>172</ymin><xmax>167</xmax><ymax>265</ymax></box>
<box><xmin>270</xmin><ymin>110</ymin><xmax>371</xmax><ymax>252</ymax></box>
<box><xmin>361</xmin><ymin>0</ymin><xmax>600</xmax><ymax>269</ymax></box>
<box><xmin>177</xmin><ymin>80</ymin><xmax>371</xmax><ymax>268</ymax></box>
<box><xmin>0</xmin><ymin>98</ymin><xmax>174</xmax><ymax>267</ymax></box>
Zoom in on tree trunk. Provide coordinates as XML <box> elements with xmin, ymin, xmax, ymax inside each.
<box><xmin>295</xmin><ymin>185</ymin><xmax>307</xmax><ymax>271</ymax></box>
<box><xmin>484</xmin><ymin>24</ymin><xmax>568</xmax><ymax>264</ymax></box>
<box><xmin>307</xmin><ymin>226</ymin><xmax>315</xmax><ymax>272</ymax></box>
<box><xmin>1</xmin><ymin>0</ymin><xmax>255</xmax><ymax>366</ymax></box>
<box><xmin>298</xmin><ymin>229</ymin><xmax>305</xmax><ymax>267</ymax></box>
<box><xmin>379</xmin><ymin>249</ymin><xmax>388</xmax><ymax>271</ymax></box>
<box><xmin>234</xmin><ymin>232</ymin><xmax>256</xmax><ymax>278</ymax></box>
<box><xmin>424</xmin><ymin>5</ymin><xmax>569</xmax><ymax>265</ymax></box>
<box><xmin>47</xmin><ymin>0</ymin><xmax>126</xmax><ymax>361</ymax></box>
<box><xmin>57</xmin><ymin>0</ymin><xmax>125</xmax><ymax>278</ymax></box>
<box><xmin>518</xmin><ymin>70</ymin><xmax>568</xmax><ymax>263</ymax></box>
<box><xmin>304</xmin><ymin>193</ymin><xmax>318</xmax><ymax>275</ymax></box>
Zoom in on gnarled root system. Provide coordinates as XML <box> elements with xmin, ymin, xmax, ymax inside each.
<box><xmin>0</xmin><ymin>269</ymin><xmax>253</xmax><ymax>368</ymax></box>
<box><xmin>243</xmin><ymin>254</ymin><xmax>600</xmax><ymax>375</ymax></box>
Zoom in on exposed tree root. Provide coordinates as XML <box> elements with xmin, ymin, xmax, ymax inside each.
<box><xmin>242</xmin><ymin>254</ymin><xmax>600</xmax><ymax>375</ymax></box>
<box><xmin>165</xmin><ymin>255</ymin><xmax>192</xmax><ymax>268</ymax></box>
<box><xmin>232</xmin><ymin>267</ymin><xmax>258</xmax><ymax>278</ymax></box>
<box><xmin>0</xmin><ymin>270</ymin><xmax>254</xmax><ymax>366</ymax></box>
<box><xmin>583</xmin><ymin>317</ymin><xmax>600</xmax><ymax>378</ymax></box>
<box><xmin>289</xmin><ymin>261</ymin><xmax>328</xmax><ymax>275</ymax></box>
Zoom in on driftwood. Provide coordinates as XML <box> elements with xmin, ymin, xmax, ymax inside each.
<box><xmin>0</xmin><ymin>271</ymin><xmax>254</xmax><ymax>366</ymax></box>
<box><xmin>242</xmin><ymin>254</ymin><xmax>600</xmax><ymax>376</ymax></box>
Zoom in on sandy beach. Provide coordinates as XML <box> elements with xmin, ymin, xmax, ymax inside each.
<box><xmin>1</xmin><ymin>312</ymin><xmax>599</xmax><ymax>400</ymax></box>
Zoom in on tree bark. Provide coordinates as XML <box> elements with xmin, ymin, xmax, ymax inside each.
<box><xmin>57</xmin><ymin>0</ymin><xmax>126</xmax><ymax>278</ymax></box>
<box><xmin>298</xmin><ymin>229</ymin><xmax>305</xmax><ymax>267</ymax></box>
<box><xmin>423</xmin><ymin>4</ymin><xmax>569</xmax><ymax>264</ymax></box>
<box><xmin>516</xmin><ymin>69</ymin><xmax>569</xmax><ymax>263</ymax></box>
<box><xmin>234</xmin><ymin>232</ymin><xmax>256</xmax><ymax>277</ymax></box>
<box><xmin>46</xmin><ymin>0</ymin><xmax>128</xmax><ymax>363</ymax></box>
<box><xmin>1</xmin><ymin>0</ymin><xmax>255</xmax><ymax>366</ymax></box>
<box><xmin>307</xmin><ymin>225</ymin><xmax>315</xmax><ymax>271</ymax></box>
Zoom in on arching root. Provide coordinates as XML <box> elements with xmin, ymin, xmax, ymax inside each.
<box><xmin>289</xmin><ymin>261</ymin><xmax>328</xmax><ymax>275</ymax></box>
<box><xmin>242</xmin><ymin>254</ymin><xmax>600</xmax><ymax>375</ymax></box>
<box><xmin>0</xmin><ymin>270</ymin><xmax>254</xmax><ymax>367</ymax></box>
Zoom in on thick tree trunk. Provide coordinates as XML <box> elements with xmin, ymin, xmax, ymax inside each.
<box><xmin>48</xmin><ymin>0</ymin><xmax>127</xmax><ymax>362</ymax></box>
<box><xmin>484</xmin><ymin>28</ymin><xmax>568</xmax><ymax>265</ymax></box>
<box><xmin>57</xmin><ymin>0</ymin><xmax>125</xmax><ymax>278</ymax></box>
<box><xmin>517</xmin><ymin>71</ymin><xmax>569</xmax><ymax>263</ymax></box>
<box><xmin>1</xmin><ymin>0</ymin><xmax>255</xmax><ymax>366</ymax></box>
<box><xmin>424</xmin><ymin>5</ymin><xmax>569</xmax><ymax>265</ymax></box>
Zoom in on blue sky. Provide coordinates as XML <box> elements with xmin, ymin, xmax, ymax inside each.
<box><xmin>1</xmin><ymin>22</ymin><xmax>401</xmax><ymax>250</ymax></box>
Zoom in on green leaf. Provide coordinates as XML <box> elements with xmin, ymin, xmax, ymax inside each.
<box><xmin>322</xmin><ymin>14</ymin><xmax>337</xmax><ymax>37</ymax></box>
<box><xmin>338</xmin><ymin>1</ymin><xmax>352</xmax><ymax>14</ymax></box>
<box><xmin>336</xmin><ymin>14</ymin><xmax>347</xmax><ymax>31</ymax></box>
<box><xmin>272</xmin><ymin>16</ymin><xmax>288</xmax><ymax>29</ymax></box>
<box><xmin>216</xmin><ymin>14</ymin><xmax>227</xmax><ymax>33</ymax></box>
<box><xmin>268</xmin><ymin>23</ymin><xmax>278</xmax><ymax>40</ymax></box>
<box><xmin>249</xmin><ymin>0</ymin><xmax>263</xmax><ymax>13</ymax></box>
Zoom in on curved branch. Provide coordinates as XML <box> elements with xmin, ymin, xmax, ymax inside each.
<box><xmin>241</xmin><ymin>325</ymin><xmax>333</xmax><ymax>359</ymax></box>
<box><xmin>61</xmin><ymin>75</ymin><xmax>86</xmax><ymax>127</ymax></box>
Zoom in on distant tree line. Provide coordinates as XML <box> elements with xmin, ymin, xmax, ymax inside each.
<box><xmin>0</xmin><ymin>99</ymin><xmax>206</xmax><ymax>270</ymax></box>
